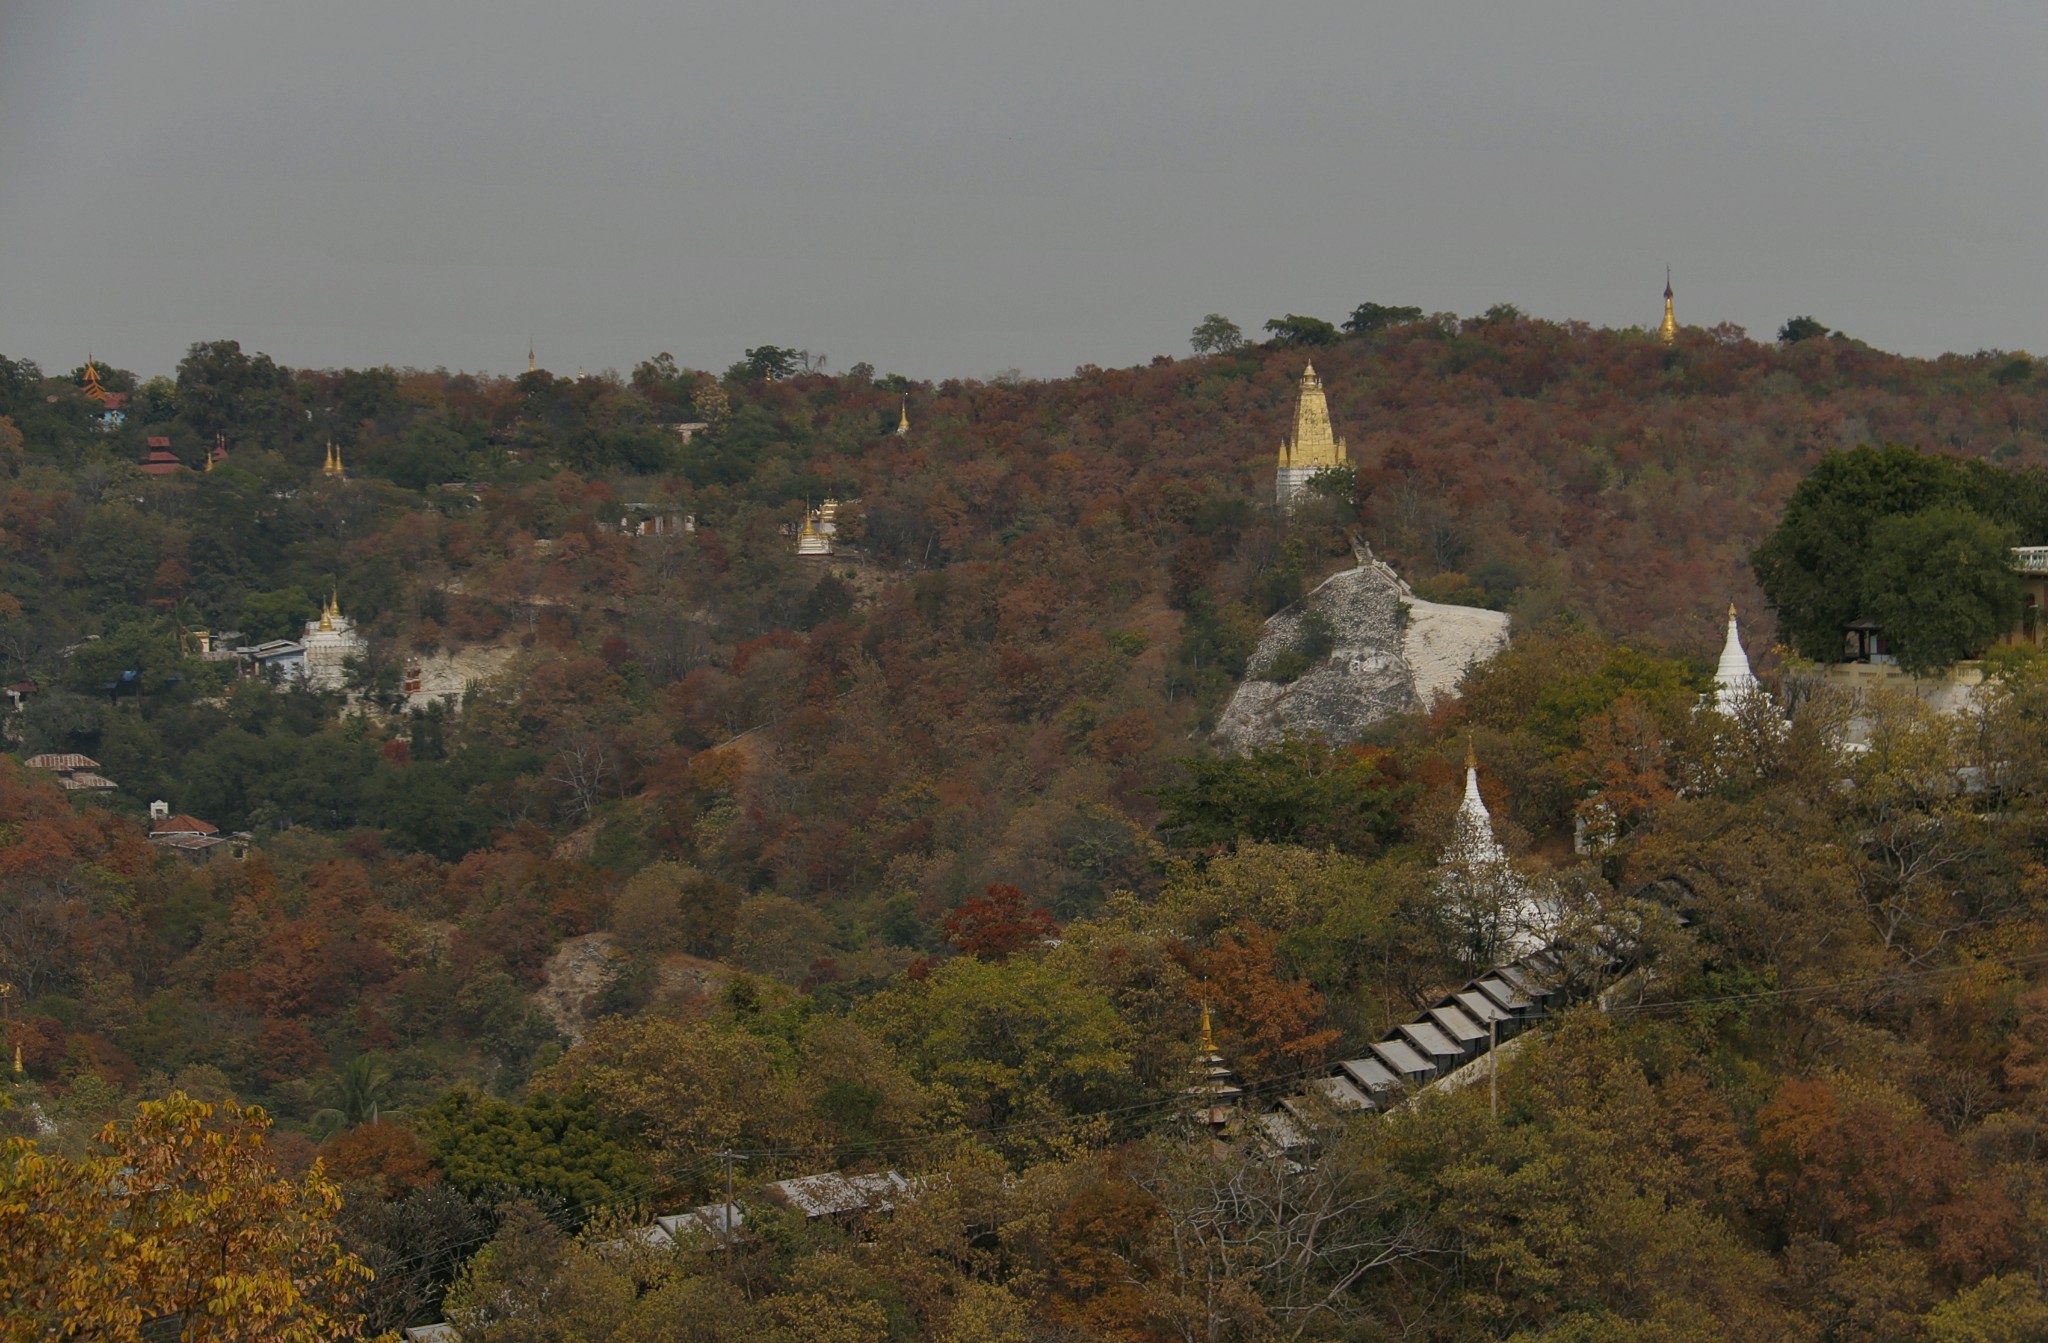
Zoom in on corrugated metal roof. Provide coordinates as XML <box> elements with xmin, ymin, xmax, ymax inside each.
<box><xmin>1428</xmin><ymin>1006</ymin><xmax>1488</xmax><ymax>1044</ymax></box>
<box><xmin>1337</xmin><ymin>1057</ymin><xmax>1402</xmax><ymax>1093</ymax></box>
<box><xmin>1368</xmin><ymin>1039</ymin><xmax>1433</xmax><ymax>1077</ymax></box>
<box><xmin>1395</xmin><ymin>1021</ymin><xmax>1461</xmax><ymax>1060</ymax></box>
<box><xmin>1475</xmin><ymin>977</ymin><xmax>1533</xmax><ymax>1012</ymax></box>
<box><xmin>1451</xmin><ymin>990</ymin><xmax>1510</xmax><ymax>1024</ymax></box>
<box><xmin>1307</xmin><ymin>1075</ymin><xmax>1372</xmax><ymax>1110</ymax></box>
<box><xmin>764</xmin><ymin>1170</ymin><xmax>908</xmax><ymax>1219</ymax></box>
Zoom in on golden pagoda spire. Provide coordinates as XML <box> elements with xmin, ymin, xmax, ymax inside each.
<box><xmin>1466</xmin><ymin>735</ymin><xmax>1477</xmax><ymax>771</ymax></box>
<box><xmin>319</xmin><ymin>589</ymin><xmax>337</xmax><ymax>632</ymax></box>
<box><xmin>1278</xmin><ymin>361</ymin><xmax>1347</xmax><ymax>473</ymax></box>
<box><xmin>1659</xmin><ymin>268</ymin><xmax>1677</xmax><ymax>345</ymax></box>
<box><xmin>1199</xmin><ymin>1000</ymin><xmax>1217</xmax><ymax>1054</ymax></box>
<box><xmin>528</xmin><ymin>340</ymin><xmax>536</xmax><ymax>375</ymax></box>
<box><xmin>322</xmin><ymin>441</ymin><xmax>345</xmax><ymax>478</ymax></box>
<box><xmin>896</xmin><ymin>396</ymin><xmax>910</xmax><ymax>436</ymax></box>
<box><xmin>80</xmin><ymin>356</ymin><xmax>108</xmax><ymax>402</ymax></box>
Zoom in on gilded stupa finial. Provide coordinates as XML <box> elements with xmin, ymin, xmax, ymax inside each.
<box><xmin>1199</xmin><ymin>999</ymin><xmax>1217</xmax><ymax>1054</ymax></box>
<box><xmin>528</xmin><ymin>340</ymin><xmax>536</xmax><ymax>375</ymax></box>
<box><xmin>1466</xmin><ymin>735</ymin><xmax>1477</xmax><ymax>772</ymax></box>
<box><xmin>896</xmin><ymin>396</ymin><xmax>910</xmax><ymax>436</ymax></box>
<box><xmin>1659</xmin><ymin>268</ymin><xmax>1677</xmax><ymax>345</ymax></box>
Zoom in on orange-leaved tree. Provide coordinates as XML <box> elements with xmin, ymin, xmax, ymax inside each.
<box><xmin>941</xmin><ymin>884</ymin><xmax>1058</xmax><ymax>960</ymax></box>
<box><xmin>0</xmin><ymin>1092</ymin><xmax>375</xmax><ymax>1342</ymax></box>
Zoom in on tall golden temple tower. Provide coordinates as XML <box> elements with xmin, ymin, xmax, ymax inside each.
<box><xmin>1275</xmin><ymin>361</ymin><xmax>1348</xmax><ymax>510</ymax></box>
<box><xmin>1658</xmin><ymin>268</ymin><xmax>1677</xmax><ymax>345</ymax></box>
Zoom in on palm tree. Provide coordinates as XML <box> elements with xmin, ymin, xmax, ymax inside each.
<box><xmin>312</xmin><ymin>1054</ymin><xmax>395</xmax><ymax>1139</ymax></box>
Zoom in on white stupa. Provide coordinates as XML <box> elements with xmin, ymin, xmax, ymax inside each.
<box><xmin>1712</xmin><ymin>602</ymin><xmax>1763</xmax><ymax>713</ymax></box>
<box><xmin>1440</xmin><ymin>743</ymin><xmax>1546</xmax><ymax>962</ymax></box>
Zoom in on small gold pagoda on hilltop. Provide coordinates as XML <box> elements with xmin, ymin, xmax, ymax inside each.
<box><xmin>1659</xmin><ymin>269</ymin><xmax>1678</xmax><ymax>345</ymax></box>
<box><xmin>1274</xmin><ymin>361</ymin><xmax>1348</xmax><ymax>510</ymax></box>
<box><xmin>321</xmin><ymin>442</ymin><xmax>346</xmax><ymax>479</ymax></box>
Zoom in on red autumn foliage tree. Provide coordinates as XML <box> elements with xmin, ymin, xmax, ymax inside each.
<box><xmin>941</xmin><ymin>884</ymin><xmax>1059</xmax><ymax>960</ymax></box>
<box><xmin>1195</xmin><ymin>926</ymin><xmax>1340</xmax><ymax>1081</ymax></box>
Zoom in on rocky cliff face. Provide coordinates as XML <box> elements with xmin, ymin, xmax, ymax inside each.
<box><xmin>1213</xmin><ymin>552</ymin><xmax>1510</xmax><ymax>753</ymax></box>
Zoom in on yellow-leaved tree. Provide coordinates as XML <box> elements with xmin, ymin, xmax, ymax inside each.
<box><xmin>0</xmin><ymin>1092</ymin><xmax>376</xmax><ymax>1342</ymax></box>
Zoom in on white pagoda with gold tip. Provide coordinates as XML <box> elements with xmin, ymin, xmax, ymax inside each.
<box><xmin>1711</xmin><ymin>602</ymin><xmax>1765</xmax><ymax>713</ymax></box>
<box><xmin>1275</xmin><ymin>361</ymin><xmax>1348</xmax><ymax>510</ymax></box>
<box><xmin>302</xmin><ymin>592</ymin><xmax>366</xmax><ymax>691</ymax></box>
<box><xmin>795</xmin><ymin>513</ymin><xmax>832</xmax><ymax>557</ymax></box>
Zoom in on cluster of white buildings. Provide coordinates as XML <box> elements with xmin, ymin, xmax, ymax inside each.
<box><xmin>208</xmin><ymin>593</ymin><xmax>367</xmax><ymax>693</ymax></box>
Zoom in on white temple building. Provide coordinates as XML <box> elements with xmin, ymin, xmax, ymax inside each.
<box><xmin>302</xmin><ymin>594</ymin><xmax>367</xmax><ymax>692</ymax></box>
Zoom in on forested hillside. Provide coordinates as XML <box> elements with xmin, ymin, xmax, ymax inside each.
<box><xmin>9</xmin><ymin>314</ymin><xmax>2048</xmax><ymax>1340</ymax></box>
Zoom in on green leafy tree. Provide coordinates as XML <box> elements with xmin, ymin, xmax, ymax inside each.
<box><xmin>418</xmin><ymin>1090</ymin><xmax>647</xmax><ymax>1218</ymax></box>
<box><xmin>1261</xmin><ymin>314</ymin><xmax>1340</xmax><ymax>348</ymax></box>
<box><xmin>1188</xmin><ymin>314</ymin><xmax>1247</xmax><ymax>355</ymax></box>
<box><xmin>312</xmin><ymin>1053</ymin><xmax>396</xmax><ymax>1138</ymax></box>
<box><xmin>1153</xmin><ymin>739</ymin><xmax>1415</xmax><ymax>855</ymax></box>
<box><xmin>860</xmin><ymin>955</ymin><xmax>1143</xmax><ymax>1141</ymax></box>
<box><xmin>1862</xmin><ymin>506</ymin><xmax>2019</xmax><ymax>674</ymax></box>
<box><xmin>174</xmin><ymin>338</ymin><xmax>297</xmax><ymax>444</ymax></box>
<box><xmin>1779</xmin><ymin>315</ymin><xmax>1829</xmax><ymax>343</ymax></box>
<box><xmin>1343</xmin><ymin>302</ymin><xmax>1424</xmax><ymax>335</ymax></box>
<box><xmin>733</xmin><ymin>346</ymin><xmax>802</xmax><ymax>382</ymax></box>
<box><xmin>1752</xmin><ymin>445</ymin><xmax>2027</xmax><ymax>666</ymax></box>
<box><xmin>240</xmin><ymin>587</ymin><xmax>320</xmax><ymax>643</ymax></box>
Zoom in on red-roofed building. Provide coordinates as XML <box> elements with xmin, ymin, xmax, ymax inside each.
<box><xmin>147</xmin><ymin>801</ymin><xmax>242</xmax><ymax>863</ymax></box>
<box><xmin>139</xmin><ymin>437</ymin><xmax>184</xmax><ymax>476</ymax></box>
<box><xmin>24</xmin><ymin>752</ymin><xmax>116</xmax><ymax>791</ymax></box>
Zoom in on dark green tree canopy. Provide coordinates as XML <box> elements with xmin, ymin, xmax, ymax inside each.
<box><xmin>1862</xmin><ymin>506</ymin><xmax>2020</xmax><ymax>674</ymax></box>
<box><xmin>1154</xmin><ymin>738</ymin><xmax>1415</xmax><ymax>855</ymax></box>
<box><xmin>1189</xmin><ymin>313</ymin><xmax>1247</xmax><ymax>355</ymax></box>
<box><xmin>1778</xmin><ymin>315</ymin><xmax>1829</xmax><ymax>344</ymax></box>
<box><xmin>1752</xmin><ymin>444</ymin><xmax>2044</xmax><ymax>671</ymax></box>
<box><xmin>1262</xmin><ymin>314</ymin><xmax>1340</xmax><ymax>348</ymax></box>
<box><xmin>1343</xmin><ymin>302</ymin><xmax>1424</xmax><ymax>335</ymax></box>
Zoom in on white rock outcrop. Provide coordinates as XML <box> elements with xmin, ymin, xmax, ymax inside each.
<box><xmin>1213</xmin><ymin>548</ymin><xmax>1509</xmax><ymax>753</ymax></box>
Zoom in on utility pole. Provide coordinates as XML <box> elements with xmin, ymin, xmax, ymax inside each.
<box><xmin>713</xmin><ymin>1150</ymin><xmax>746</xmax><ymax>1269</ymax></box>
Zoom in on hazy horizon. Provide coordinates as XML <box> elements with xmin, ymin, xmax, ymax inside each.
<box><xmin>4</xmin><ymin>1</ymin><xmax>2044</xmax><ymax>382</ymax></box>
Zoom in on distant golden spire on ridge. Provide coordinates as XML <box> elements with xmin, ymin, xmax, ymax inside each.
<box><xmin>1659</xmin><ymin>268</ymin><xmax>1677</xmax><ymax>345</ymax></box>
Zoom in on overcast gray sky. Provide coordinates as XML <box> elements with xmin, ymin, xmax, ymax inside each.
<box><xmin>3</xmin><ymin>1</ymin><xmax>2044</xmax><ymax>381</ymax></box>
